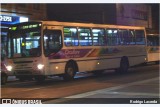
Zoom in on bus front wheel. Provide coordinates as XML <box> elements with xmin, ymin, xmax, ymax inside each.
<box><xmin>63</xmin><ymin>62</ymin><xmax>76</xmax><ymax>81</ymax></box>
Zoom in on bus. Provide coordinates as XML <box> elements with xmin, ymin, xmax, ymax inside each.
<box><xmin>146</xmin><ymin>33</ymin><xmax>159</xmax><ymax>64</ymax></box>
<box><xmin>6</xmin><ymin>21</ymin><xmax>147</xmax><ymax>82</ymax></box>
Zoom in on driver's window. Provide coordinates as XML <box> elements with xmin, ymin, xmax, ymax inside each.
<box><xmin>44</xmin><ymin>30</ymin><xmax>62</xmax><ymax>55</ymax></box>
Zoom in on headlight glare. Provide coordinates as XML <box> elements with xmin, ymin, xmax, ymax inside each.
<box><xmin>37</xmin><ymin>64</ymin><xmax>44</xmax><ymax>70</ymax></box>
<box><xmin>6</xmin><ymin>65</ymin><xmax>13</xmax><ymax>71</ymax></box>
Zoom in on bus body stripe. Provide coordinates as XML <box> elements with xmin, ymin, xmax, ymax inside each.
<box><xmin>49</xmin><ymin>55</ymin><xmax>146</xmax><ymax>64</ymax></box>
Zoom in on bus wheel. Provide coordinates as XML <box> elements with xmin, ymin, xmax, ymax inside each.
<box><xmin>63</xmin><ymin>62</ymin><xmax>76</xmax><ymax>81</ymax></box>
<box><xmin>1</xmin><ymin>74</ymin><xmax>7</xmax><ymax>85</ymax></box>
<box><xmin>35</xmin><ymin>75</ymin><xmax>45</xmax><ymax>83</ymax></box>
<box><xmin>119</xmin><ymin>57</ymin><xmax>129</xmax><ymax>73</ymax></box>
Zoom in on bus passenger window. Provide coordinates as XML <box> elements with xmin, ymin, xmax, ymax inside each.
<box><xmin>92</xmin><ymin>29</ymin><xmax>105</xmax><ymax>46</ymax></box>
<box><xmin>78</xmin><ymin>28</ymin><xmax>92</xmax><ymax>46</ymax></box>
<box><xmin>135</xmin><ymin>30</ymin><xmax>145</xmax><ymax>45</ymax></box>
<box><xmin>128</xmin><ymin>30</ymin><xmax>136</xmax><ymax>45</ymax></box>
<box><xmin>118</xmin><ymin>29</ymin><xmax>130</xmax><ymax>45</ymax></box>
<box><xmin>123</xmin><ymin>30</ymin><xmax>129</xmax><ymax>45</ymax></box>
<box><xmin>106</xmin><ymin>29</ymin><xmax>118</xmax><ymax>46</ymax></box>
<box><xmin>64</xmin><ymin>27</ymin><xmax>78</xmax><ymax>46</ymax></box>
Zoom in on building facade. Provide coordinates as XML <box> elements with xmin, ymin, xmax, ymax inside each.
<box><xmin>116</xmin><ymin>4</ymin><xmax>152</xmax><ymax>29</ymax></box>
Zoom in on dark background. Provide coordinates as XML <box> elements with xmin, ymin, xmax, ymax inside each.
<box><xmin>47</xmin><ymin>4</ymin><xmax>159</xmax><ymax>33</ymax></box>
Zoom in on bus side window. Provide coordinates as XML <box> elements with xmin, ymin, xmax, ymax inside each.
<box><xmin>135</xmin><ymin>30</ymin><xmax>145</xmax><ymax>45</ymax></box>
<box><xmin>78</xmin><ymin>28</ymin><xmax>92</xmax><ymax>46</ymax></box>
<box><xmin>64</xmin><ymin>27</ymin><xmax>78</xmax><ymax>46</ymax></box>
<box><xmin>123</xmin><ymin>30</ymin><xmax>129</xmax><ymax>45</ymax></box>
<box><xmin>92</xmin><ymin>28</ymin><xmax>105</xmax><ymax>46</ymax></box>
<box><xmin>106</xmin><ymin>29</ymin><xmax>118</xmax><ymax>46</ymax></box>
<box><xmin>128</xmin><ymin>30</ymin><xmax>136</xmax><ymax>45</ymax></box>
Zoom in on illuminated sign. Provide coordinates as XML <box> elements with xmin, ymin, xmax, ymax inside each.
<box><xmin>0</xmin><ymin>16</ymin><xmax>12</xmax><ymax>22</ymax></box>
<box><xmin>0</xmin><ymin>15</ymin><xmax>28</xmax><ymax>25</ymax></box>
<box><xmin>10</xmin><ymin>24</ymin><xmax>41</xmax><ymax>31</ymax></box>
<box><xmin>21</xmin><ymin>24</ymin><xmax>38</xmax><ymax>29</ymax></box>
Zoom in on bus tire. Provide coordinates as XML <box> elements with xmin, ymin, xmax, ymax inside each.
<box><xmin>63</xmin><ymin>61</ymin><xmax>77</xmax><ymax>81</ymax></box>
<box><xmin>118</xmin><ymin>56</ymin><xmax>129</xmax><ymax>73</ymax></box>
<box><xmin>1</xmin><ymin>73</ymin><xmax>8</xmax><ymax>85</ymax></box>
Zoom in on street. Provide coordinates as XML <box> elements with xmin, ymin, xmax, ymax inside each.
<box><xmin>1</xmin><ymin>63</ymin><xmax>159</xmax><ymax>104</ymax></box>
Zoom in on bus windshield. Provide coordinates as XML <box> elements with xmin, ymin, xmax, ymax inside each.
<box><xmin>7</xmin><ymin>23</ymin><xmax>42</xmax><ymax>58</ymax></box>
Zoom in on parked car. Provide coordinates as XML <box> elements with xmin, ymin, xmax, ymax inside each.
<box><xmin>1</xmin><ymin>62</ymin><xmax>8</xmax><ymax>85</ymax></box>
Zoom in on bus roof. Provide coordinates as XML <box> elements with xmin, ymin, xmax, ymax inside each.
<box><xmin>41</xmin><ymin>21</ymin><xmax>145</xmax><ymax>30</ymax></box>
<box><xmin>12</xmin><ymin>20</ymin><xmax>145</xmax><ymax>30</ymax></box>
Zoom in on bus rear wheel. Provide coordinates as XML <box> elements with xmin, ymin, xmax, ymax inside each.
<box><xmin>116</xmin><ymin>57</ymin><xmax>129</xmax><ymax>74</ymax></box>
<box><xmin>63</xmin><ymin>62</ymin><xmax>76</xmax><ymax>81</ymax></box>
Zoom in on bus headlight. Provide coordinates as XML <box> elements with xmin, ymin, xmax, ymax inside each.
<box><xmin>6</xmin><ymin>65</ymin><xmax>13</xmax><ymax>71</ymax></box>
<box><xmin>37</xmin><ymin>64</ymin><xmax>44</xmax><ymax>70</ymax></box>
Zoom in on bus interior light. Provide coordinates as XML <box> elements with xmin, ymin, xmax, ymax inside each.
<box><xmin>108</xmin><ymin>30</ymin><xmax>112</xmax><ymax>34</ymax></box>
<box><xmin>114</xmin><ymin>30</ymin><xmax>118</xmax><ymax>33</ymax></box>
<box><xmin>70</xmin><ymin>28</ymin><xmax>77</xmax><ymax>32</ymax></box>
<box><xmin>92</xmin><ymin>29</ymin><xmax>100</xmax><ymax>32</ymax></box>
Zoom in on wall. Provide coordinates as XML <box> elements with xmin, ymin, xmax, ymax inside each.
<box><xmin>116</xmin><ymin>4</ymin><xmax>152</xmax><ymax>28</ymax></box>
